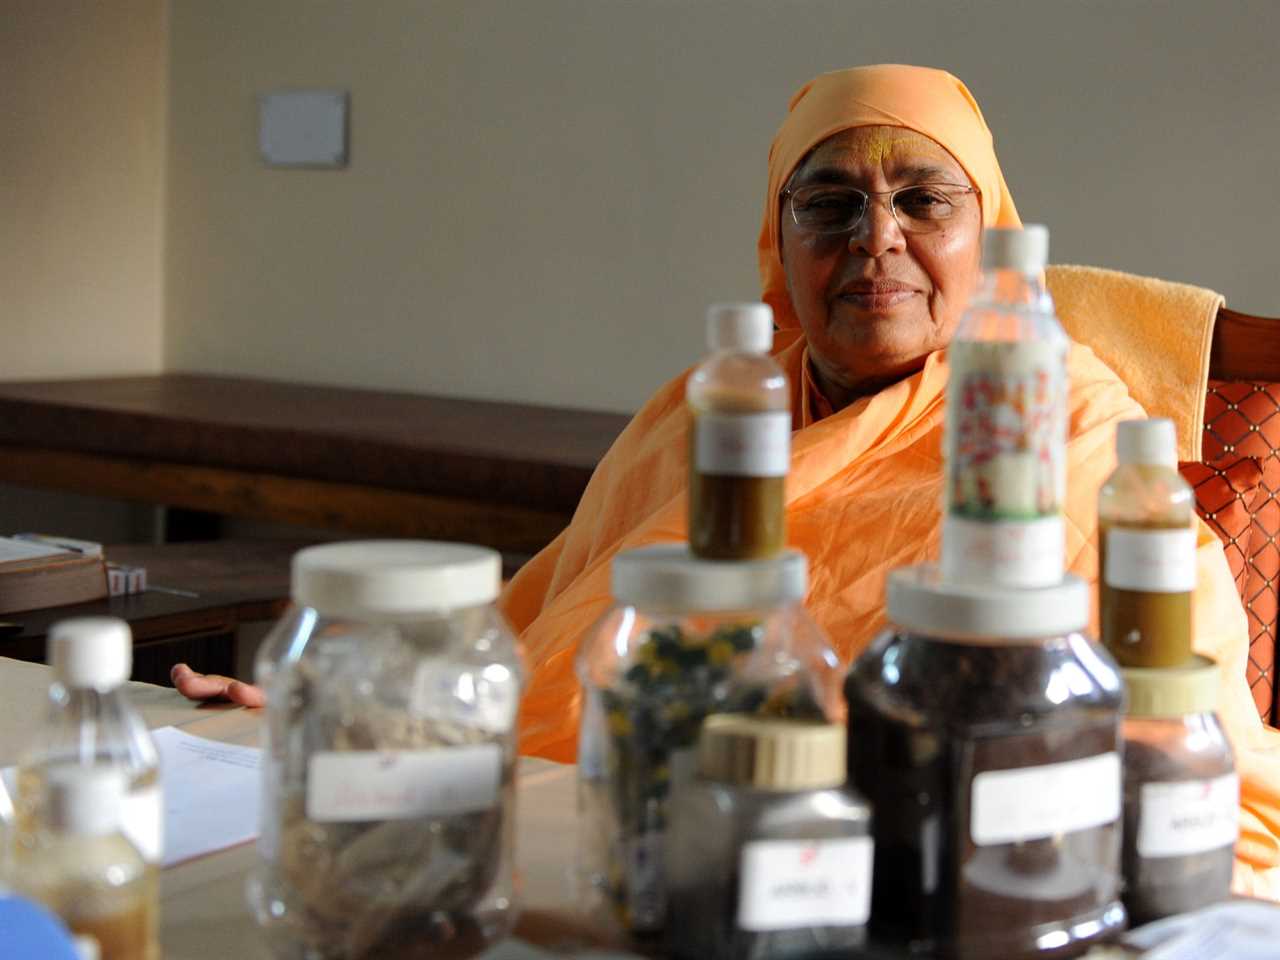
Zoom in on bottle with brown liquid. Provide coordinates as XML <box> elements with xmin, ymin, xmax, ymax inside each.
<box><xmin>688</xmin><ymin>303</ymin><xmax>789</xmax><ymax>560</ymax></box>
<box><xmin>12</xmin><ymin>766</ymin><xmax>157</xmax><ymax>960</ymax></box>
<box><xmin>1099</xmin><ymin>419</ymin><xmax>1196</xmax><ymax>667</ymax></box>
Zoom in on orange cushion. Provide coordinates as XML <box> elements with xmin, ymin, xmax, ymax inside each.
<box><xmin>1190</xmin><ymin>381</ymin><xmax>1280</xmax><ymax>724</ymax></box>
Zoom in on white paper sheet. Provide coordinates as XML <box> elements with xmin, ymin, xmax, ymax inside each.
<box><xmin>154</xmin><ymin>726</ymin><xmax>261</xmax><ymax>867</ymax></box>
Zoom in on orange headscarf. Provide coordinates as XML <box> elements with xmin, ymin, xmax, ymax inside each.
<box><xmin>757</xmin><ymin>64</ymin><xmax>1022</xmax><ymax>339</ymax></box>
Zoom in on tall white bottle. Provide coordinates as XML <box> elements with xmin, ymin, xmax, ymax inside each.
<box><xmin>941</xmin><ymin>225</ymin><xmax>1070</xmax><ymax>587</ymax></box>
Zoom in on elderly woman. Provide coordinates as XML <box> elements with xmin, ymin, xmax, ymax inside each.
<box><xmin>178</xmin><ymin>64</ymin><xmax>1280</xmax><ymax>897</ymax></box>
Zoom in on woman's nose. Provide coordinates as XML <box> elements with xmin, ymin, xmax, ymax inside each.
<box><xmin>847</xmin><ymin>195</ymin><xmax>907</xmax><ymax>257</ymax></box>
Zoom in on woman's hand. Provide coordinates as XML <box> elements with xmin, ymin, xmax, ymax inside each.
<box><xmin>171</xmin><ymin>662</ymin><xmax>266</xmax><ymax>708</ymax></box>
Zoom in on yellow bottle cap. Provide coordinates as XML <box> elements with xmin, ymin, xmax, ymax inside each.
<box><xmin>697</xmin><ymin>714</ymin><xmax>845</xmax><ymax>791</ymax></box>
<box><xmin>1122</xmin><ymin>654</ymin><xmax>1220</xmax><ymax>718</ymax></box>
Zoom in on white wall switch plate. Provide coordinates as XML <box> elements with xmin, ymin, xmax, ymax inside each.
<box><xmin>258</xmin><ymin>90</ymin><xmax>348</xmax><ymax>168</ymax></box>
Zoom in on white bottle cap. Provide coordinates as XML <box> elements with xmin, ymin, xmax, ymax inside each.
<box><xmin>48</xmin><ymin>617</ymin><xmax>132</xmax><ymax>690</ymax></box>
<box><xmin>706</xmin><ymin>303</ymin><xmax>774</xmax><ymax>353</ymax></box>
<box><xmin>611</xmin><ymin>543</ymin><xmax>806</xmax><ymax>613</ymax></box>
<box><xmin>1116</xmin><ymin>418</ymin><xmax>1177</xmax><ymax>467</ymax></box>
<box><xmin>292</xmin><ymin>540</ymin><xmax>502</xmax><ymax>620</ymax></box>
<box><xmin>982</xmin><ymin>225</ymin><xmax>1049</xmax><ymax>273</ymax></box>
<box><xmin>44</xmin><ymin>766</ymin><xmax>126</xmax><ymax>837</ymax></box>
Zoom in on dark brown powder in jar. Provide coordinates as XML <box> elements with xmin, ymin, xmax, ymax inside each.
<box><xmin>846</xmin><ymin>632</ymin><xmax>1124</xmax><ymax>960</ymax></box>
<box><xmin>1122</xmin><ymin>735</ymin><xmax>1235</xmax><ymax>924</ymax></box>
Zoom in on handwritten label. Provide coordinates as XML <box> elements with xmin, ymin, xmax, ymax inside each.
<box><xmin>971</xmin><ymin>752</ymin><xmax>1120</xmax><ymax>846</ymax></box>
<box><xmin>694</xmin><ymin>412</ymin><xmax>790</xmax><ymax>477</ymax></box>
<box><xmin>1105</xmin><ymin>528</ymin><xmax>1197</xmax><ymax>593</ymax></box>
<box><xmin>738</xmin><ymin>836</ymin><xmax>873</xmax><ymax>931</ymax></box>
<box><xmin>306</xmin><ymin>745</ymin><xmax>500</xmax><ymax>822</ymax></box>
<box><xmin>942</xmin><ymin>514</ymin><xmax>1065</xmax><ymax>588</ymax></box>
<box><xmin>1138</xmin><ymin>774</ymin><xmax>1238</xmax><ymax>858</ymax></box>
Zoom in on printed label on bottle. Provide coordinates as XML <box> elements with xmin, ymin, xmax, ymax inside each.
<box><xmin>694</xmin><ymin>411</ymin><xmax>790</xmax><ymax>477</ymax></box>
<box><xmin>945</xmin><ymin>340</ymin><xmax>1067</xmax><ymax>522</ymax></box>
<box><xmin>410</xmin><ymin>662</ymin><xmax>519</xmax><ymax>734</ymax></box>
<box><xmin>625</xmin><ymin>830</ymin><xmax>666</xmax><ymax>931</ymax></box>
<box><xmin>1138</xmin><ymin>773</ymin><xmax>1238</xmax><ymax>858</ymax></box>
<box><xmin>122</xmin><ymin>783</ymin><xmax>162</xmax><ymax>863</ymax></box>
<box><xmin>941</xmin><ymin>514</ymin><xmax>1065</xmax><ymax>588</ymax></box>
<box><xmin>1104</xmin><ymin>528</ymin><xmax>1197</xmax><ymax>593</ymax></box>
<box><xmin>971</xmin><ymin>752</ymin><xmax>1120</xmax><ymax>846</ymax></box>
<box><xmin>306</xmin><ymin>745</ymin><xmax>500</xmax><ymax>822</ymax></box>
<box><xmin>737</xmin><ymin>836</ymin><xmax>873</xmax><ymax>932</ymax></box>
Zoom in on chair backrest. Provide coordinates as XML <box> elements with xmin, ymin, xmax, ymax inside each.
<box><xmin>1198</xmin><ymin>307</ymin><xmax>1280</xmax><ymax>725</ymax></box>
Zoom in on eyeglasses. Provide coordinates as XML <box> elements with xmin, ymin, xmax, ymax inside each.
<box><xmin>783</xmin><ymin>182</ymin><xmax>978</xmax><ymax>235</ymax></box>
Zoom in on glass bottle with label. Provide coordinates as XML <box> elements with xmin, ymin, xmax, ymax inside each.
<box><xmin>247</xmin><ymin>541</ymin><xmax>524</xmax><ymax>960</ymax></box>
<box><xmin>942</xmin><ymin>225</ymin><xmax>1070</xmax><ymax>589</ymax></box>
<box><xmin>1099</xmin><ymin>418</ymin><xmax>1196</xmax><ymax>668</ymax></box>
<box><xmin>665</xmin><ymin>715</ymin><xmax>872</xmax><ymax>960</ymax></box>
<box><xmin>10</xmin><ymin>618</ymin><xmax>161</xmax><ymax>927</ymax></box>
<box><xmin>11</xmin><ymin>766</ymin><xmax>156</xmax><ymax>960</ymax></box>
<box><xmin>1121</xmin><ymin>656</ymin><xmax>1236</xmax><ymax>924</ymax></box>
<box><xmin>845</xmin><ymin>567</ymin><xmax>1126</xmax><ymax>959</ymax></box>
<box><xmin>576</xmin><ymin>545</ymin><xmax>842</xmax><ymax>941</ymax></box>
<box><xmin>688</xmin><ymin>302</ymin><xmax>790</xmax><ymax>560</ymax></box>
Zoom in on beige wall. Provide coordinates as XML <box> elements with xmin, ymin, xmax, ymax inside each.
<box><xmin>2</xmin><ymin>0</ymin><xmax>167</xmax><ymax>380</ymax></box>
<box><xmin>165</xmin><ymin>0</ymin><xmax>1280</xmax><ymax>414</ymax></box>
<box><xmin>1</xmin><ymin>0</ymin><xmax>166</xmax><ymax>541</ymax></box>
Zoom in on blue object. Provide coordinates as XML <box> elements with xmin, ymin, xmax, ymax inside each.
<box><xmin>0</xmin><ymin>895</ymin><xmax>82</xmax><ymax>959</ymax></box>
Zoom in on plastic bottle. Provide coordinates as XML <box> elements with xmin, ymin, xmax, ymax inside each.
<box><xmin>687</xmin><ymin>302</ymin><xmax>790</xmax><ymax>560</ymax></box>
<box><xmin>10</xmin><ymin>618</ymin><xmax>161</xmax><ymax>906</ymax></box>
<box><xmin>941</xmin><ymin>225</ymin><xmax>1070</xmax><ymax>588</ymax></box>
<box><xmin>1099</xmin><ymin>418</ymin><xmax>1197</xmax><ymax>667</ymax></box>
<box><xmin>10</xmin><ymin>766</ymin><xmax>156</xmax><ymax>960</ymax></box>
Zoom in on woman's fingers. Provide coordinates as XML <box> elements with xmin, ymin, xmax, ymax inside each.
<box><xmin>171</xmin><ymin>662</ymin><xmax>265</xmax><ymax>707</ymax></box>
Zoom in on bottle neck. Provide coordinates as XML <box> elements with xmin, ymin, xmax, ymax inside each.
<box><xmin>976</xmin><ymin>266</ymin><xmax>1051</xmax><ymax>309</ymax></box>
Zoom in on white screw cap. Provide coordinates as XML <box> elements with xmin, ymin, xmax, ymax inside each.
<box><xmin>44</xmin><ymin>766</ymin><xmax>126</xmax><ymax>837</ymax></box>
<box><xmin>982</xmin><ymin>224</ymin><xmax>1049</xmax><ymax>273</ymax></box>
<box><xmin>49</xmin><ymin>617</ymin><xmax>132</xmax><ymax>690</ymax></box>
<box><xmin>1116</xmin><ymin>418</ymin><xmax>1177</xmax><ymax>467</ymax></box>
<box><xmin>706</xmin><ymin>302</ymin><xmax>774</xmax><ymax>353</ymax></box>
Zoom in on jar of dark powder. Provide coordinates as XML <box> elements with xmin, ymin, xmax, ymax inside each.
<box><xmin>665</xmin><ymin>715</ymin><xmax>872</xmax><ymax>960</ymax></box>
<box><xmin>845</xmin><ymin>566</ymin><xmax>1126</xmax><ymax>959</ymax></box>
<box><xmin>1121</xmin><ymin>656</ymin><xmax>1237</xmax><ymax>924</ymax></box>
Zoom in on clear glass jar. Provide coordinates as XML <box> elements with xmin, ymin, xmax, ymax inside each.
<box><xmin>845</xmin><ymin>567</ymin><xmax>1126</xmax><ymax>960</ymax></box>
<box><xmin>666</xmin><ymin>715</ymin><xmax>872</xmax><ymax>960</ymax></box>
<box><xmin>576</xmin><ymin>545</ymin><xmax>842</xmax><ymax>940</ymax></box>
<box><xmin>1121</xmin><ymin>658</ymin><xmax>1236</xmax><ymax>924</ymax></box>
<box><xmin>247</xmin><ymin>541</ymin><xmax>523</xmax><ymax>960</ymax></box>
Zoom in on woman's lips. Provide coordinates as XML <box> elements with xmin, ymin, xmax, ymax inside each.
<box><xmin>836</xmin><ymin>283</ymin><xmax>918</xmax><ymax>310</ymax></box>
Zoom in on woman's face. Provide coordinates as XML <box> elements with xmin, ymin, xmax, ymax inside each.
<box><xmin>780</xmin><ymin>126</ymin><xmax>982</xmax><ymax>396</ymax></box>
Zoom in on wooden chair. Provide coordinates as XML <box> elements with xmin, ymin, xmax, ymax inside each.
<box><xmin>1194</xmin><ymin>308</ymin><xmax>1280</xmax><ymax>724</ymax></box>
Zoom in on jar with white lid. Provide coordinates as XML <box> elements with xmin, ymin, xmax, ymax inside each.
<box><xmin>1121</xmin><ymin>656</ymin><xmax>1237</xmax><ymax>924</ymax></box>
<box><xmin>576</xmin><ymin>544</ymin><xmax>842</xmax><ymax>940</ymax></box>
<box><xmin>247</xmin><ymin>541</ymin><xmax>523</xmax><ymax>960</ymax></box>
<box><xmin>845</xmin><ymin>566</ymin><xmax>1126</xmax><ymax>960</ymax></box>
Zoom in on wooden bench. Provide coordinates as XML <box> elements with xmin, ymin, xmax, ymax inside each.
<box><xmin>0</xmin><ymin>374</ymin><xmax>632</xmax><ymax>555</ymax></box>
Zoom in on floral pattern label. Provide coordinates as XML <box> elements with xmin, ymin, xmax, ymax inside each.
<box><xmin>946</xmin><ymin>340</ymin><xmax>1067</xmax><ymax>522</ymax></box>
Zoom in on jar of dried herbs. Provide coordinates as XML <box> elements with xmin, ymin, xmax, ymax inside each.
<box><xmin>1121</xmin><ymin>656</ymin><xmax>1237</xmax><ymax>924</ymax></box>
<box><xmin>247</xmin><ymin>541</ymin><xmax>523</xmax><ymax>960</ymax></box>
<box><xmin>576</xmin><ymin>545</ymin><xmax>842</xmax><ymax>940</ymax></box>
<box><xmin>666</xmin><ymin>715</ymin><xmax>872</xmax><ymax>960</ymax></box>
<box><xmin>845</xmin><ymin>566</ymin><xmax>1126</xmax><ymax>960</ymax></box>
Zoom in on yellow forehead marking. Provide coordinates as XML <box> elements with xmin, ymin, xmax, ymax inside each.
<box><xmin>809</xmin><ymin>126</ymin><xmax>953</xmax><ymax>173</ymax></box>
